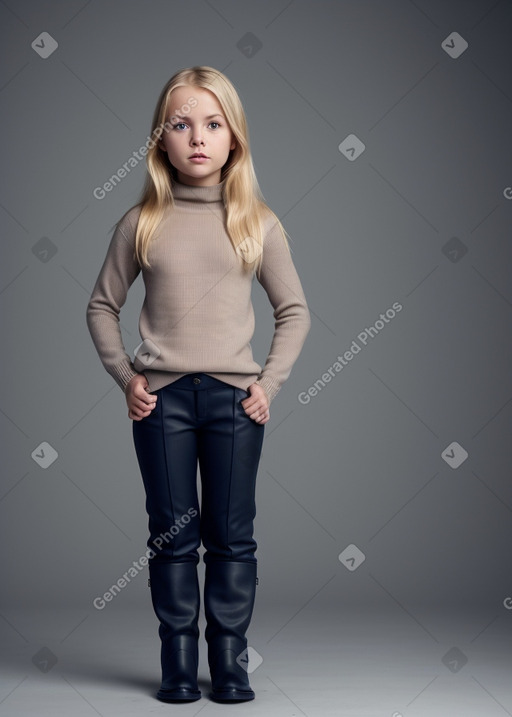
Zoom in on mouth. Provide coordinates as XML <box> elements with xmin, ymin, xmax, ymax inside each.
<box><xmin>189</xmin><ymin>153</ymin><xmax>208</xmax><ymax>159</ymax></box>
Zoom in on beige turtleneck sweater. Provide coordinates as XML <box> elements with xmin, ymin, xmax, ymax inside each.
<box><xmin>86</xmin><ymin>179</ymin><xmax>311</xmax><ymax>404</ymax></box>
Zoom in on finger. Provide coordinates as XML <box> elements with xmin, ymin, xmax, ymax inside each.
<box><xmin>241</xmin><ymin>394</ymin><xmax>261</xmax><ymax>409</ymax></box>
<box><xmin>133</xmin><ymin>395</ymin><xmax>157</xmax><ymax>410</ymax></box>
<box><xmin>249</xmin><ymin>406</ymin><xmax>268</xmax><ymax>422</ymax></box>
<box><xmin>135</xmin><ymin>385</ymin><xmax>157</xmax><ymax>402</ymax></box>
<box><xmin>130</xmin><ymin>400</ymin><xmax>155</xmax><ymax>417</ymax></box>
<box><xmin>130</xmin><ymin>408</ymin><xmax>152</xmax><ymax>420</ymax></box>
<box><xmin>254</xmin><ymin>403</ymin><xmax>269</xmax><ymax>416</ymax></box>
<box><xmin>245</xmin><ymin>405</ymin><xmax>260</xmax><ymax>420</ymax></box>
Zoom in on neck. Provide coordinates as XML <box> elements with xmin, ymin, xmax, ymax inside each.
<box><xmin>171</xmin><ymin>177</ymin><xmax>225</xmax><ymax>205</ymax></box>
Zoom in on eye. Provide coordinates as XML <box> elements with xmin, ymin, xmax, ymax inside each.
<box><xmin>172</xmin><ymin>122</ymin><xmax>187</xmax><ymax>130</ymax></box>
<box><xmin>208</xmin><ymin>121</ymin><xmax>220</xmax><ymax>129</ymax></box>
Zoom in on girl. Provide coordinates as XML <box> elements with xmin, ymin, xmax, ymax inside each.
<box><xmin>86</xmin><ymin>65</ymin><xmax>310</xmax><ymax>703</ymax></box>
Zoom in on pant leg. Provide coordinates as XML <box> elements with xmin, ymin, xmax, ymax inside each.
<box><xmin>132</xmin><ymin>382</ymin><xmax>201</xmax><ymax>564</ymax></box>
<box><xmin>198</xmin><ymin>385</ymin><xmax>265</xmax><ymax>564</ymax></box>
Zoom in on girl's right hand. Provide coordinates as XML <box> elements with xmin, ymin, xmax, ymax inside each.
<box><xmin>125</xmin><ymin>373</ymin><xmax>157</xmax><ymax>420</ymax></box>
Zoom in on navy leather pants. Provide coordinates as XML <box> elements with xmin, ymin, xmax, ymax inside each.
<box><xmin>132</xmin><ymin>373</ymin><xmax>265</xmax><ymax>566</ymax></box>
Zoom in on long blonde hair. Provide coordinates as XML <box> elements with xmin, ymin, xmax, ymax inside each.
<box><xmin>132</xmin><ymin>65</ymin><xmax>290</xmax><ymax>275</ymax></box>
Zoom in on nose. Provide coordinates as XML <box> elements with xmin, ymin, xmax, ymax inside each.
<box><xmin>191</xmin><ymin>132</ymin><xmax>205</xmax><ymax>146</ymax></box>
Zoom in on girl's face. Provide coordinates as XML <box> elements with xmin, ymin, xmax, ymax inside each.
<box><xmin>158</xmin><ymin>85</ymin><xmax>236</xmax><ymax>186</ymax></box>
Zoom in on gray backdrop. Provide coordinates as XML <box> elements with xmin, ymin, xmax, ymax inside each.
<box><xmin>1</xmin><ymin>0</ymin><xmax>511</xmax><ymax>714</ymax></box>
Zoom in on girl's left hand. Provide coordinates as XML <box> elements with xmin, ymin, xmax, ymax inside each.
<box><xmin>242</xmin><ymin>384</ymin><xmax>270</xmax><ymax>424</ymax></box>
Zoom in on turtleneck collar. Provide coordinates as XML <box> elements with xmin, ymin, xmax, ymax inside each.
<box><xmin>171</xmin><ymin>177</ymin><xmax>225</xmax><ymax>205</ymax></box>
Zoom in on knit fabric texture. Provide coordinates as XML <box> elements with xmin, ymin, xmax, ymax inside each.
<box><xmin>86</xmin><ymin>178</ymin><xmax>311</xmax><ymax>404</ymax></box>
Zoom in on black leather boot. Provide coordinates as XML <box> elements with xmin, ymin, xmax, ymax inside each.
<box><xmin>148</xmin><ymin>560</ymin><xmax>201</xmax><ymax>702</ymax></box>
<box><xmin>204</xmin><ymin>560</ymin><xmax>257</xmax><ymax>702</ymax></box>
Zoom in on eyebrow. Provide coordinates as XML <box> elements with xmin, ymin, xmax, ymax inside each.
<box><xmin>170</xmin><ymin>114</ymin><xmax>224</xmax><ymax>121</ymax></box>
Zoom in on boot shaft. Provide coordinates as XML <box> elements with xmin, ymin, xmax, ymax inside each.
<box><xmin>204</xmin><ymin>560</ymin><xmax>257</xmax><ymax>650</ymax></box>
<box><xmin>149</xmin><ymin>560</ymin><xmax>200</xmax><ymax>639</ymax></box>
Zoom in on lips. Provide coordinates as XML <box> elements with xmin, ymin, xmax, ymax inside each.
<box><xmin>189</xmin><ymin>153</ymin><xmax>208</xmax><ymax>158</ymax></box>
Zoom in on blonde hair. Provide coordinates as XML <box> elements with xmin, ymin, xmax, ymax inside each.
<box><xmin>131</xmin><ymin>65</ymin><xmax>291</xmax><ymax>275</ymax></box>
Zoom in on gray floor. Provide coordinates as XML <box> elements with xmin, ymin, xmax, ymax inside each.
<box><xmin>1</xmin><ymin>603</ymin><xmax>511</xmax><ymax>716</ymax></box>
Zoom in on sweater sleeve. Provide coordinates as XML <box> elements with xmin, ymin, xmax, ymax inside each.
<box><xmin>86</xmin><ymin>209</ymin><xmax>143</xmax><ymax>392</ymax></box>
<box><xmin>254</xmin><ymin>215</ymin><xmax>311</xmax><ymax>404</ymax></box>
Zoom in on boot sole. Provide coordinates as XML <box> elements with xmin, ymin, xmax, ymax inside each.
<box><xmin>157</xmin><ymin>688</ymin><xmax>201</xmax><ymax>702</ymax></box>
<box><xmin>210</xmin><ymin>689</ymin><xmax>255</xmax><ymax>702</ymax></box>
